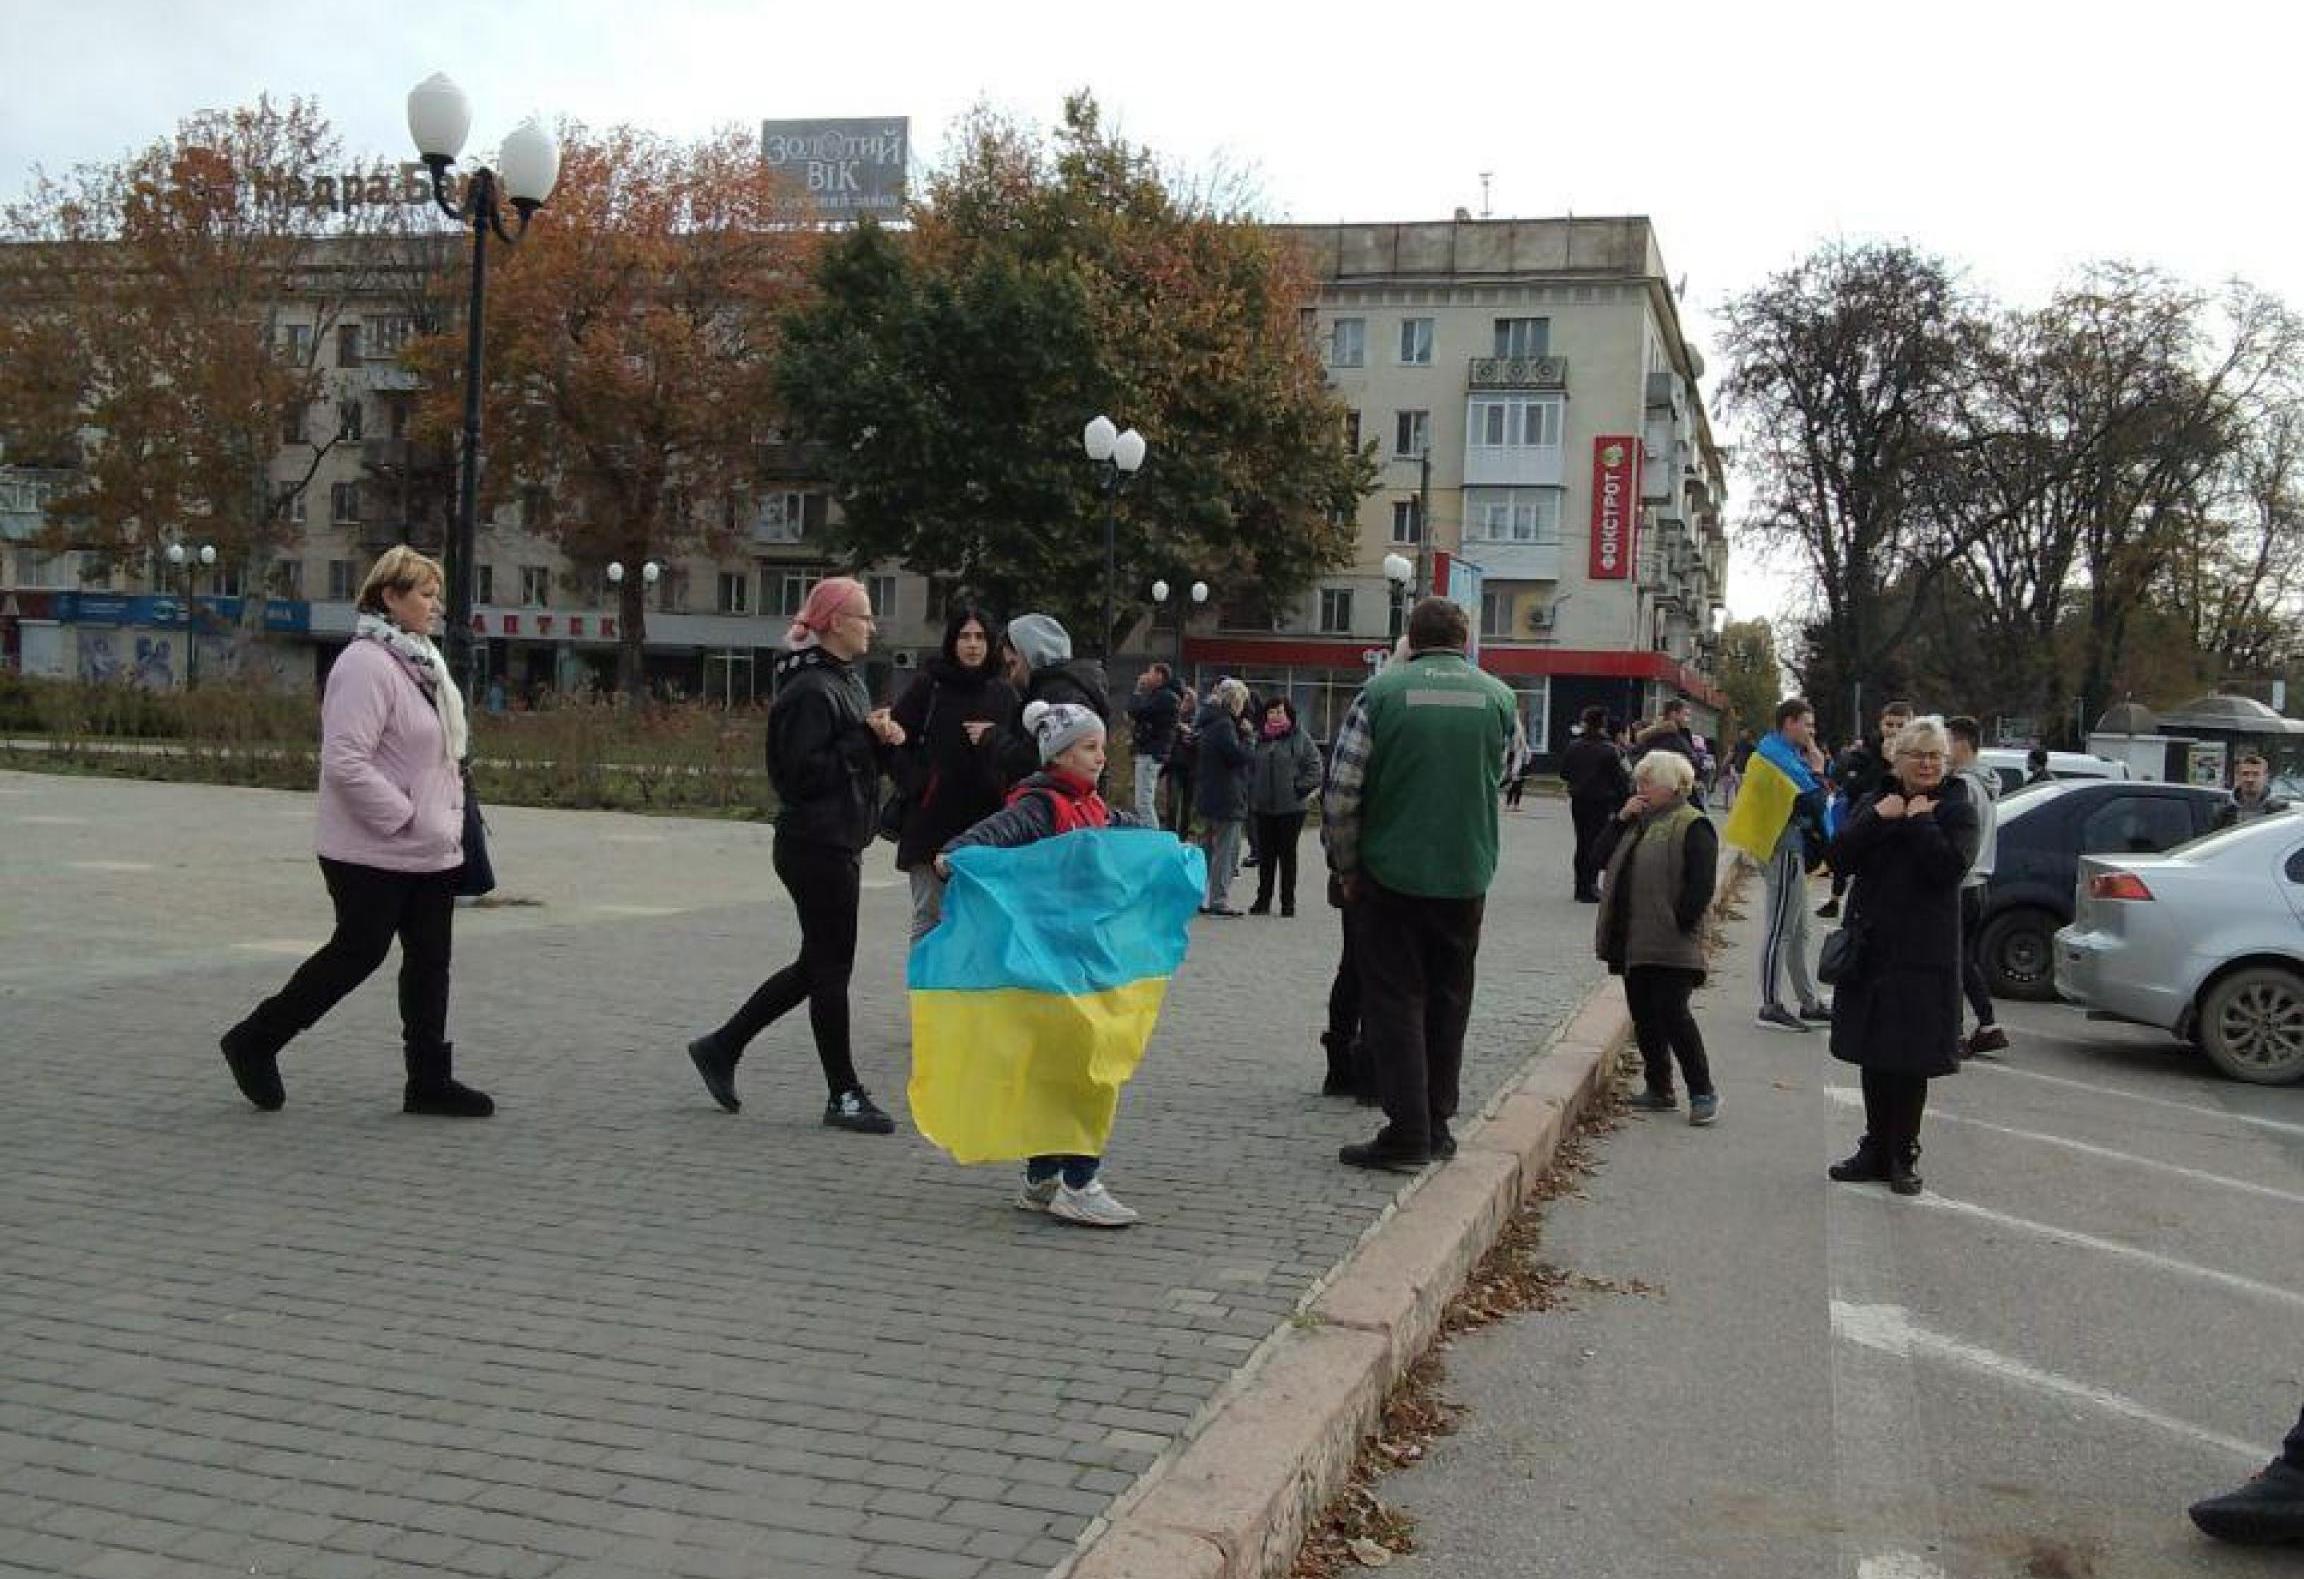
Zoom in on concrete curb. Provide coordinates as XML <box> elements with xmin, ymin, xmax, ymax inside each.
<box><xmin>1068</xmin><ymin>850</ymin><xmax>1751</xmax><ymax>1579</ymax></box>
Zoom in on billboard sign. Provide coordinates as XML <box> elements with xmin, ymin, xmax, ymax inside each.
<box><xmin>761</xmin><ymin>119</ymin><xmax>909</xmax><ymax>217</ymax></box>
<box><xmin>1589</xmin><ymin>436</ymin><xmax>1640</xmax><ymax>580</ymax></box>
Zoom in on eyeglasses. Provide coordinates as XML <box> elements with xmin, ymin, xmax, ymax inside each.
<box><xmin>836</xmin><ymin>605</ymin><xmax>875</xmax><ymax>626</ymax></box>
<box><xmin>1898</xmin><ymin>751</ymin><xmax>1946</xmax><ymax>764</ymax></box>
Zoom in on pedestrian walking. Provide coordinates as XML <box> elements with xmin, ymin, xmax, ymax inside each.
<box><xmin>1501</xmin><ymin>715</ymin><xmax>1533</xmax><ymax>809</ymax></box>
<box><xmin>1325</xmin><ymin>598</ymin><xmax>1519</xmax><ymax>1171</ymax></box>
<box><xmin>1821</xmin><ymin>701</ymin><xmax>1912</xmax><ymax>918</ymax></box>
<box><xmin>1161</xmin><ymin>708</ymin><xmax>1198</xmax><ymax>839</ymax></box>
<box><xmin>888</xmin><ymin>605</ymin><xmax>1020</xmax><ymax>942</ymax></box>
<box><xmin>1592</xmin><ymin>750</ymin><xmax>1721</xmax><ymax>1124</ymax></box>
<box><xmin>1561</xmin><ymin>706</ymin><xmax>1630</xmax><ymax>903</ymax></box>
<box><xmin>934</xmin><ymin>701</ymin><xmax>1147</xmax><ymax>1227</ymax></box>
<box><xmin>218</xmin><ymin>547</ymin><xmax>494</xmax><ymax>1118</ymax></box>
<box><xmin>1825</xmin><ymin>715</ymin><xmax>1980</xmax><ymax>1198</ymax></box>
<box><xmin>1246</xmin><ymin>696</ymin><xmax>1323</xmax><ymax>916</ymax></box>
<box><xmin>1124</xmin><ymin>662</ymin><xmax>1185</xmax><ymax>825</ymax></box>
<box><xmin>1194</xmin><ymin>678</ymin><xmax>1254</xmax><ymax>916</ymax></box>
<box><xmin>2189</xmin><ymin>1399</ymin><xmax>2304</xmax><ymax>1543</ymax></box>
<box><xmin>1946</xmin><ymin>714</ymin><xmax>2008</xmax><ymax>1058</ymax></box>
<box><xmin>1721</xmin><ymin>697</ymin><xmax>1832</xmax><ymax>1033</ymax></box>
<box><xmin>687</xmin><ymin>577</ymin><xmax>905</xmax><ymax>1134</ymax></box>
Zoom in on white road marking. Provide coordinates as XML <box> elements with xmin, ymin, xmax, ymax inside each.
<box><xmin>1965</xmin><ymin>1058</ymin><xmax>2304</xmax><ymax>1140</ymax></box>
<box><xmin>1822</xmin><ymin>1085</ymin><xmax>2304</xmax><ymax>1207</ymax></box>
<box><xmin>1831</xmin><ymin>1300</ymin><xmax>2263</xmax><ymax>1461</ymax></box>
<box><xmin>1883</xmin><ymin>1192</ymin><xmax>2304</xmax><ymax>1311</ymax></box>
<box><xmin>67</xmin><ymin>860</ymin><xmax>157</xmax><ymax>873</ymax></box>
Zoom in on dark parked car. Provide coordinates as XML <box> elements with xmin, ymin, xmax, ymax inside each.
<box><xmin>1977</xmin><ymin>780</ymin><xmax>2231</xmax><ymax>1000</ymax></box>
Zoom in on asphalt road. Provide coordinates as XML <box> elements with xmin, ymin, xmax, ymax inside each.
<box><xmin>1382</xmin><ymin>886</ymin><xmax>2304</xmax><ymax>1579</ymax></box>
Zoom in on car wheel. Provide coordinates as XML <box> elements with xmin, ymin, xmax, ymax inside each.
<box><xmin>1982</xmin><ymin>908</ymin><xmax>2059</xmax><ymax>1001</ymax></box>
<box><xmin>2197</xmin><ymin>966</ymin><xmax>2304</xmax><ymax>1085</ymax></box>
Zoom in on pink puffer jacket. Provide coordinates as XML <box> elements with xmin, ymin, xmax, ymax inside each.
<box><xmin>313</xmin><ymin>640</ymin><xmax>464</xmax><ymax>873</ymax></box>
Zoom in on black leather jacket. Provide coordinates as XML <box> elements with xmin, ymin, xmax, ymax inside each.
<box><xmin>767</xmin><ymin>647</ymin><xmax>884</xmax><ymax>850</ymax></box>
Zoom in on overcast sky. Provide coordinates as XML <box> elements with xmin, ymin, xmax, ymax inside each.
<box><xmin>7</xmin><ymin>0</ymin><xmax>2300</xmax><ymax>625</ymax></box>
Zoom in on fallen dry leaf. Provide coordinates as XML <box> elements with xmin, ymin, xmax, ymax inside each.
<box><xmin>1347</xmin><ymin>1537</ymin><xmax>1395</xmax><ymax>1568</ymax></box>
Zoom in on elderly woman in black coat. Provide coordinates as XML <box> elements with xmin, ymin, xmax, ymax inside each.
<box><xmin>1824</xmin><ymin>715</ymin><xmax>1980</xmax><ymax>1196</ymax></box>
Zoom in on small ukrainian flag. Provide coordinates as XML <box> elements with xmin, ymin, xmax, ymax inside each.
<box><xmin>908</xmin><ymin>830</ymin><xmax>1205</xmax><ymax>1164</ymax></box>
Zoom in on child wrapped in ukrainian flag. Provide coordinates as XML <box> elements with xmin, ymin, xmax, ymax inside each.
<box><xmin>918</xmin><ymin>701</ymin><xmax>1205</xmax><ymax>1227</ymax></box>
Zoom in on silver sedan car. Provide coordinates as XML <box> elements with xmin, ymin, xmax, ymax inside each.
<box><xmin>2054</xmin><ymin>811</ymin><xmax>2304</xmax><ymax>1084</ymax></box>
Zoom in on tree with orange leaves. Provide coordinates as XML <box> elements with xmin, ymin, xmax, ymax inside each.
<box><xmin>412</xmin><ymin>123</ymin><xmax>817</xmax><ymax>697</ymax></box>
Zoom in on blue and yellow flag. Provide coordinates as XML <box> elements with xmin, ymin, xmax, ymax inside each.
<box><xmin>1723</xmin><ymin>732</ymin><xmax>1822</xmax><ymax>862</ymax></box>
<box><xmin>908</xmin><ymin>830</ymin><xmax>1205</xmax><ymax>1164</ymax></box>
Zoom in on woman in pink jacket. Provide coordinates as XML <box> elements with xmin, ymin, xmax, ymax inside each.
<box><xmin>219</xmin><ymin>547</ymin><xmax>492</xmax><ymax>1117</ymax></box>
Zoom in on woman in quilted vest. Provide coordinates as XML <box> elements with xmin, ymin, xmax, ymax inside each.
<box><xmin>1592</xmin><ymin>749</ymin><xmax>1721</xmax><ymax>1124</ymax></box>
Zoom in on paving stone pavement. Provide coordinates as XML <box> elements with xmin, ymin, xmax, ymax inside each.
<box><xmin>0</xmin><ymin>768</ymin><xmax>1603</xmax><ymax>1579</ymax></box>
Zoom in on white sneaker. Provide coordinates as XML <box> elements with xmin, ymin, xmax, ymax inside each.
<box><xmin>1049</xmin><ymin>1179</ymin><xmax>1139</xmax><ymax>1228</ymax></box>
<box><xmin>1015</xmin><ymin>1175</ymin><xmax>1060</xmax><ymax>1213</ymax></box>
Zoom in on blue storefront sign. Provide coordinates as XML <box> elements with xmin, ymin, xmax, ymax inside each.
<box><xmin>54</xmin><ymin>592</ymin><xmax>310</xmax><ymax>633</ymax></box>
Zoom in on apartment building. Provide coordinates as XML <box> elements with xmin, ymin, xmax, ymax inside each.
<box><xmin>2</xmin><ymin>215</ymin><xmax>1729</xmax><ymax>742</ymax></box>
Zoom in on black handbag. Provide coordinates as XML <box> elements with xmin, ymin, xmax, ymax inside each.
<box><xmin>454</xmin><ymin>766</ymin><xmax>496</xmax><ymax>898</ymax></box>
<box><xmin>876</xmin><ymin>688</ymin><xmax>936</xmax><ymax>845</ymax></box>
<box><xmin>1817</xmin><ymin>907</ymin><xmax>1866</xmax><ymax>986</ymax></box>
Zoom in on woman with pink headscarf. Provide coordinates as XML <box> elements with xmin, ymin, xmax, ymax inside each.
<box><xmin>687</xmin><ymin>577</ymin><xmax>907</xmax><ymax>1133</ymax></box>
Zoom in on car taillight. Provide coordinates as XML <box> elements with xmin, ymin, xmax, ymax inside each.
<box><xmin>2088</xmin><ymin>872</ymin><xmax>2155</xmax><ymax>901</ymax></box>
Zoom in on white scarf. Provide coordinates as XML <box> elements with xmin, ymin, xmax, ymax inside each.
<box><xmin>356</xmin><ymin>611</ymin><xmax>468</xmax><ymax>767</ymax></box>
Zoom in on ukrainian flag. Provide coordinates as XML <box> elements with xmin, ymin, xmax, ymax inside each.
<box><xmin>908</xmin><ymin>830</ymin><xmax>1205</xmax><ymax>1164</ymax></box>
<box><xmin>1722</xmin><ymin>732</ymin><xmax>1822</xmax><ymax>862</ymax></box>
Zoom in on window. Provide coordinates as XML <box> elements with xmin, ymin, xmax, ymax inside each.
<box><xmin>474</xmin><ymin>564</ymin><xmax>494</xmax><ymax>606</ymax></box>
<box><xmin>278</xmin><ymin>324</ymin><xmax>313</xmax><ymax>365</ymax></box>
<box><xmin>867</xmin><ymin>575</ymin><xmax>898</xmax><ymax>624</ymax></box>
<box><xmin>1395</xmin><ymin>410</ymin><xmax>1430</xmax><ymax>457</ymax></box>
<box><xmin>367</xmin><ymin>316</ymin><xmax>412</xmax><ymax>358</ymax></box>
<box><xmin>768</xmin><ymin>570</ymin><xmax>824</xmax><ymax>618</ymax></box>
<box><xmin>1319</xmin><ymin>588</ymin><xmax>1354</xmax><ymax>635</ymax></box>
<box><xmin>326</xmin><ymin>559</ymin><xmax>358</xmax><ymax>601</ymax></box>
<box><xmin>1469</xmin><ymin>396</ymin><xmax>1562</xmax><ymax>450</ymax></box>
<box><xmin>2078</xmin><ymin>796</ymin><xmax>2198</xmax><ymax>856</ymax></box>
<box><xmin>1329</xmin><ymin>318</ymin><xmax>1366</xmax><ymax>368</ymax></box>
<box><xmin>336</xmin><ymin>401</ymin><xmax>363</xmax><ymax>442</ymax></box>
<box><xmin>1397</xmin><ymin>317</ymin><xmax>1434</xmax><ymax>366</ymax></box>
<box><xmin>717</xmin><ymin>571</ymin><xmax>752</xmax><ymax>615</ymax></box>
<box><xmin>335</xmin><ymin>322</ymin><xmax>361</xmax><ymax>366</ymax></box>
<box><xmin>521</xmin><ymin>487</ymin><xmax>553</xmax><ymax>530</ymax></box>
<box><xmin>520</xmin><ymin>565</ymin><xmax>551</xmax><ymax>607</ymax></box>
<box><xmin>752</xmin><ymin>490</ymin><xmax>818</xmax><ymax>544</ymax></box>
<box><xmin>281</xmin><ymin>402</ymin><xmax>308</xmax><ymax>446</ymax></box>
<box><xmin>1343</xmin><ymin>410</ymin><xmax>1361</xmax><ymax>451</ymax></box>
<box><xmin>269</xmin><ymin>560</ymin><xmax>304</xmax><ymax>599</ymax></box>
<box><xmin>211</xmin><ymin>564</ymin><xmax>244</xmax><ymax>598</ymax></box>
<box><xmin>1508</xmin><ymin>677</ymin><xmax>1550</xmax><ymax>754</ymax></box>
<box><xmin>1480</xmin><ymin>590</ymin><xmax>1511</xmax><ymax>639</ymax></box>
<box><xmin>1391</xmin><ymin>500</ymin><xmax>1422</xmax><ymax>544</ymax></box>
<box><xmin>274</xmin><ymin>484</ymin><xmax>308</xmax><ymax>525</ymax></box>
<box><xmin>328</xmin><ymin>482</ymin><xmax>363</xmax><ymax>524</ymax></box>
<box><xmin>1494</xmin><ymin>317</ymin><xmax>1550</xmax><ymax>359</ymax></box>
<box><xmin>1468</xmin><ymin>489</ymin><xmax>1563</xmax><ymax>543</ymax></box>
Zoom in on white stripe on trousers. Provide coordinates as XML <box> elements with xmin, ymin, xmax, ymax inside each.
<box><xmin>1760</xmin><ymin>843</ymin><xmax>1819</xmax><ymax>1011</ymax></box>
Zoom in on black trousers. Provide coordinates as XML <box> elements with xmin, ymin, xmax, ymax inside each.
<box><xmin>1859</xmin><ymin>1067</ymin><xmax>1931</xmax><ymax>1155</ymax></box>
<box><xmin>1504</xmin><ymin>774</ymin><xmax>1528</xmax><ymax>808</ymax></box>
<box><xmin>1164</xmin><ymin>768</ymin><xmax>1195</xmax><ymax>837</ymax></box>
<box><xmin>1958</xmin><ymin>886</ymin><xmax>1995</xmax><ymax>1028</ymax></box>
<box><xmin>2286</xmin><ymin>1400</ymin><xmax>2304</xmax><ymax>1469</ymax></box>
<box><xmin>1252</xmin><ymin>812</ymin><xmax>1306</xmax><ymax>911</ymax></box>
<box><xmin>1624</xmin><ymin>965</ymin><xmax>1712</xmax><ymax>1097</ymax></box>
<box><xmin>233</xmin><ymin>858</ymin><xmax>456</xmax><ymax>1057</ymax></box>
<box><xmin>1570</xmin><ymin>798</ymin><xmax>1611</xmax><ymax>896</ymax></box>
<box><xmin>710</xmin><ymin>834</ymin><xmax>863</xmax><ymax>1097</ymax></box>
<box><xmin>1356</xmin><ymin>879</ymin><xmax>1485</xmax><ymax>1154</ymax></box>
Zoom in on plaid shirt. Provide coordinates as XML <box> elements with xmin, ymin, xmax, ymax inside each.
<box><xmin>1320</xmin><ymin>689</ymin><xmax>1376</xmax><ymax>878</ymax></box>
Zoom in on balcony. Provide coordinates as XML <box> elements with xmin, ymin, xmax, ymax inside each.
<box><xmin>1463</xmin><ymin>443</ymin><xmax>1563</xmax><ymax>489</ymax></box>
<box><xmin>1468</xmin><ymin>356</ymin><xmax>1568</xmax><ymax>391</ymax></box>
<box><xmin>1457</xmin><ymin>537</ymin><xmax>1561</xmax><ymax>581</ymax></box>
<box><xmin>362</xmin><ymin>437</ymin><xmax>414</xmax><ymax>472</ymax></box>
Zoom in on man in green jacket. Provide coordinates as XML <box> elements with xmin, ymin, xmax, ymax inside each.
<box><xmin>1323</xmin><ymin>597</ymin><xmax>1519</xmax><ymax>1170</ymax></box>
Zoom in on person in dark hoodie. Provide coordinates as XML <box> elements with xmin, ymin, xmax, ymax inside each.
<box><xmin>686</xmin><ymin>577</ymin><xmax>903</xmax><ymax>1135</ymax></box>
<box><xmin>890</xmin><ymin>605</ymin><xmax>1021</xmax><ymax>942</ymax></box>
<box><xmin>1561</xmin><ymin>705</ymin><xmax>1632</xmax><ymax>902</ymax></box>
<box><xmin>1125</xmin><ymin>662</ymin><xmax>1185</xmax><ymax>824</ymax></box>
<box><xmin>998</xmin><ymin>613</ymin><xmax>1112</xmax><ymax>787</ymax></box>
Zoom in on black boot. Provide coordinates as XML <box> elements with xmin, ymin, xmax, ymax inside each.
<box><xmin>1828</xmin><ymin>1135</ymin><xmax>1889</xmax><ymax>1183</ymax></box>
<box><xmin>220</xmin><ymin>1023</ymin><xmax>285</xmax><ymax>1112</ymax></box>
<box><xmin>1888</xmin><ymin>1143</ymin><xmax>1923</xmax><ymax>1196</ymax></box>
<box><xmin>403</xmin><ymin>1043</ymin><xmax>495</xmax><ymax>1117</ymax></box>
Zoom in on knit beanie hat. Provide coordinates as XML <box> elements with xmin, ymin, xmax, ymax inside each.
<box><xmin>1024</xmin><ymin>700</ymin><xmax>1104</xmax><ymax>764</ymax></box>
<box><xmin>1005</xmin><ymin>613</ymin><xmax>1072</xmax><ymax>674</ymax></box>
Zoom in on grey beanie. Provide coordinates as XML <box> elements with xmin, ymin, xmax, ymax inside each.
<box><xmin>1005</xmin><ymin>613</ymin><xmax>1072</xmax><ymax>674</ymax></box>
<box><xmin>1024</xmin><ymin>700</ymin><xmax>1105</xmax><ymax>764</ymax></box>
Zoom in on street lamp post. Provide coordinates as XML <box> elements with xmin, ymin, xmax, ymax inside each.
<box><xmin>165</xmin><ymin>540</ymin><xmax>216</xmax><ymax>688</ymax></box>
<box><xmin>407</xmin><ymin>73</ymin><xmax>561</xmax><ymax>699</ymax></box>
<box><xmin>606</xmin><ymin>559</ymin><xmax>661</xmax><ymax>699</ymax></box>
<box><xmin>1383</xmin><ymin>552</ymin><xmax>1413</xmax><ymax>643</ymax></box>
<box><xmin>1149</xmin><ymin>576</ymin><xmax>1208</xmax><ymax>681</ymax></box>
<box><xmin>1083</xmin><ymin>415</ymin><xmax>1147</xmax><ymax>662</ymax></box>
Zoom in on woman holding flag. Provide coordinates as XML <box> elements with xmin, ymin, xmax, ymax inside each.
<box><xmin>1721</xmin><ymin>698</ymin><xmax>1833</xmax><ymax>1034</ymax></box>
